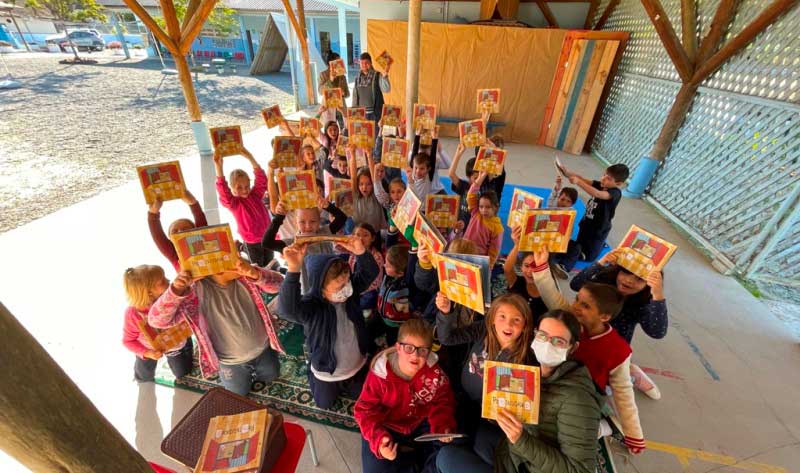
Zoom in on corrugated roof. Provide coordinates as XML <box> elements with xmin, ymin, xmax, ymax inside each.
<box><xmin>97</xmin><ymin>0</ymin><xmax>342</xmax><ymax>13</ymax></box>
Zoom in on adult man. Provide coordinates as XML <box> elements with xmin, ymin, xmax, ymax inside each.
<box><xmin>352</xmin><ymin>52</ymin><xmax>391</xmax><ymax>123</ymax></box>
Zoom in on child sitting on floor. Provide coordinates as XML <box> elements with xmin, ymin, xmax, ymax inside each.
<box><xmin>464</xmin><ymin>171</ymin><xmax>503</xmax><ymax>267</ymax></box>
<box><xmin>355</xmin><ymin>318</ymin><xmax>457</xmax><ymax>473</ymax></box>
<box><xmin>123</xmin><ymin>265</ymin><xmax>193</xmax><ymax>383</ymax></box>
<box><xmin>350</xmin><ymin>222</ymin><xmax>384</xmax><ymax>313</ymax></box>
<box><xmin>214</xmin><ymin>147</ymin><xmax>272</xmax><ymax>266</ymax></box>
<box><xmin>279</xmin><ymin>237</ymin><xmax>379</xmax><ymax>409</ymax></box>
<box><xmin>147</xmin><ymin>189</ymin><xmax>207</xmax><ymax>272</ymax></box>
<box><xmin>405</xmin><ymin>153</ymin><xmax>435</xmax><ymax>202</ymax></box>
<box><xmin>348</xmin><ymin>143</ymin><xmax>388</xmax><ymax>232</ymax></box>
<box><xmin>546</xmin><ymin>175</ymin><xmax>579</xmax><ymax>209</ymax></box>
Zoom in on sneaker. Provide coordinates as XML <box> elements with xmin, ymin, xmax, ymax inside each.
<box><xmin>552</xmin><ymin>263</ymin><xmax>569</xmax><ymax>280</ymax></box>
<box><xmin>630</xmin><ymin>364</ymin><xmax>661</xmax><ymax>400</ymax></box>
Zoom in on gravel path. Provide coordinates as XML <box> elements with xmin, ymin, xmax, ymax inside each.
<box><xmin>0</xmin><ymin>53</ymin><xmax>294</xmax><ymax>233</ymax></box>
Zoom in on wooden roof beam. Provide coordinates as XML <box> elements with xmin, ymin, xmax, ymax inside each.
<box><xmin>681</xmin><ymin>0</ymin><xmax>697</xmax><ymax>62</ymax></box>
<box><xmin>121</xmin><ymin>0</ymin><xmax>177</xmax><ymax>52</ymax></box>
<box><xmin>181</xmin><ymin>0</ymin><xmax>201</xmax><ymax>31</ymax></box>
<box><xmin>641</xmin><ymin>0</ymin><xmax>694</xmax><ymax>83</ymax></box>
<box><xmin>584</xmin><ymin>0</ymin><xmax>599</xmax><ymax>29</ymax></box>
<box><xmin>694</xmin><ymin>0</ymin><xmax>735</xmax><ymax>65</ymax></box>
<box><xmin>180</xmin><ymin>0</ymin><xmax>218</xmax><ymax>54</ymax></box>
<box><xmin>536</xmin><ymin>0</ymin><xmax>559</xmax><ymax>27</ymax></box>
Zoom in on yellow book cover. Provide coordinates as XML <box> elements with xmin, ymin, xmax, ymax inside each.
<box><xmin>329</xmin><ymin>58</ymin><xmax>346</xmax><ymax>78</ymax></box>
<box><xmin>476</xmin><ymin>88</ymin><xmax>501</xmax><ymax>113</ymax></box>
<box><xmin>272</xmin><ymin>136</ymin><xmax>302</xmax><ymax>169</ymax></box>
<box><xmin>375</xmin><ymin>50</ymin><xmax>393</xmax><ymax>71</ymax></box>
<box><xmin>413</xmin><ymin>212</ymin><xmax>447</xmax><ymax>253</ymax></box>
<box><xmin>336</xmin><ymin>135</ymin><xmax>349</xmax><ymax>156</ymax></box>
<box><xmin>261</xmin><ymin>105</ymin><xmax>283</xmax><ymax>128</ymax></box>
<box><xmin>137</xmin><ymin>319</ymin><xmax>192</xmax><ymax>353</ymax></box>
<box><xmin>481</xmin><ymin>361</ymin><xmax>540</xmax><ymax>425</ymax></box>
<box><xmin>413</xmin><ymin>104</ymin><xmax>437</xmax><ymax>130</ymax></box>
<box><xmin>507</xmin><ymin>188</ymin><xmax>543</xmax><ymax>228</ymax></box>
<box><xmin>331</xmin><ymin>178</ymin><xmax>354</xmax><ymax>216</ymax></box>
<box><xmin>381</xmin><ymin>137</ymin><xmax>409</xmax><ymax>169</ymax></box>
<box><xmin>617</xmin><ymin>225</ymin><xmax>678</xmax><ymax>278</ymax></box>
<box><xmin>393</xmin><ymin>187</ymin><xmax>422</xmax><ymax>237</ymax></box>
<box><xmin>382</xmin><ymin>104</ymin><xmax>402</xmax><ymax>127</ymax></box>
<box><xmin>277</xmin><ymin>169</ymin><xmax>318</xmax><ymax>210</ymax></box>
<box><xmin>294</xmin><ymin>235</ymin><xmax>350</xmax><ymax>245</ymax></box>
<box><xmin>195</xmin><ymin>409</ymin><xmax>270</xmax><ymax>473</ymax></box>
<box><xmin>347</xmin><ymin>119</ymin><xmax>376</xmax><ymax>150</ymax></box>
<box><xmin>432</xmin><ymin>253</ymin><xmax>490</xmax><ymax>314</ymax></box>
<box><xmin>518</xmin><ymin>210</ymin><xmax>576</xmax><ymax>253</ymax></box>
<box><xmin>299</xmin><ymin>117</ymin><xmax>321</xmax><ymax>138</ymax></box>
<box><xmin>425</xmin><ymin>194</ymin><xmax>460</xmax><ymax>229</ymax></box>
<box><xmin>323</xmin><ymin>87</ymin><xmax>343</xmax><ymax>108</ymax></box>
<box><xmin>474</xmin><ymin>146</ymin><xmax>506</xmax><ymax>176</ymax></box>
<box><xmin>137</xmin><ymin>160</ymin><xmax>185</xmax><ymax>205</ymax></box>
<box><xmin>209</xmin><ymin>126</ymin><xmax>244</xmax><ymax>158</ymax></box>
<box><xmin>347</xmin><ymin>107</ymin><xmax>367</xmax><ymax>120</ymax></box>
<box><xmin>459</xmin><ymin>119</ymin><xmax>486</xmax><ymax>148</ymax></box>
<box><xmin>170</xmin><ymin>224</ymin><xmax>237</xmax><ymax>278</ymax></box>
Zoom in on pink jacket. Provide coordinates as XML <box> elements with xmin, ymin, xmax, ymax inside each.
<box><xmin>148</xmin><ymin>268</ymin><xmax>285</xmax><ymax>377</ymax></box>
<box><xmin>122</xmin><ymin>307</ymin><xmax>155</xmax><ymax>358</ymax></box>
<box><xmin>216</xmin><ymin>168</ymin><xmax>271</xmax><ymax>243</ymax></box>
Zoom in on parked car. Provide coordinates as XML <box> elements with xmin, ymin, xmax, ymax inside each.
<box><xmin>46</xmin><ymin>30</ymin><xmax>105</xmax><ymax>52</ymax></box>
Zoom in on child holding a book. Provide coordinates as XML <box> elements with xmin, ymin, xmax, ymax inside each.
<box><xmin>464</xmin><ymin>171</ymin><xmax>504</xmax><ymax>267</ymax></box>
<box><xmin>279</xmin><ymin>237</ymin><xmax>379</xmax><ymax>409</ymax></box>
<box><xmin>348</xmin><ymin>143</ymin><xmax>388</xmax><ymax>232</ymax></box>
<box><xmin>546</xmin><ymin>175</ymin><xmax>579</xmax><ymax>209</ymax></box>
<box><xmin>214</xmin><ymin>148</ymin><xmax>272</xmax><ymax>266</ymax></box>
<box><xmin>147</xmin><ymin>189</ymin><xmax>207</xmax><ymax>272</ymax></box>
<box><xmin>123</xmin><ymin>265</ymin><xmax>193</xmax><ymax>383</ymax></box>
<box><xmin>503</xmin><ymin>226</ymin><xmax>550</xmax><ymax>321</ymax></box>
<box><xmin>405</xmin><ymin>153</ymin><xmax>435</xmax><ymax>202</ymax></box>
<box><xmin>148</xmin><ymin>256</ymin><xmax>285</xmax><ymax>396</ymax></box>
<box><xmin>530</xmin><ymin>249</ymin><xmax>647</xmax><ymax>454</ymax></box>
<box><xmin>355</xmin><ymin>318</ymin><xmax>457</xmax><ymax>473</ymax></box>
<box><xmin>323</xmin><ymin>153</ymin><xmax>350</xmax><ymax>198</ymax></box>
<box><xmin>350</xmin><ymin>222</ymin><xmax>384</xmax><ymax>313</ymax></box>
<box><xmin>552</xmin><ymin>163</ymin><xmax>630</xmax><ymax>277</ymax></box>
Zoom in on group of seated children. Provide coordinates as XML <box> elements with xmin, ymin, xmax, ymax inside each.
<box><xmin>123</xmin><ymin>106</ymin><xmax>670</xmax><ymax>473</ymax></box>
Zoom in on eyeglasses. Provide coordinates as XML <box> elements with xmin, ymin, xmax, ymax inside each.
<box><xmin>398</xmin><ymin>342</ymin><xmax>431</xmax><ymax>358</ymax></box>
<box><xmin>533</xmin><ymin>330</ymin><xmax>570</xmax><ymax>349</ymax></box>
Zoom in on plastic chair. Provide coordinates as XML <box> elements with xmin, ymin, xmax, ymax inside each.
<box><xmin>272</xmin><ymin>422</ymin><xmax>320</xmax><ymax>473</ymax></box>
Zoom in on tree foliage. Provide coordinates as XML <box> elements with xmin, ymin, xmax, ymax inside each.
<box><xmin>22</xmin><ymin>0</ymin><xmax>108</xmax><ymax>22</ymax></box>
<box><xmin>154</xmin><ymin>0</ymin><xmax>238</xmax><ymax>37</ymax></box>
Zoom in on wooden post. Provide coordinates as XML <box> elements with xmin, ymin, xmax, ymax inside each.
<box><xmin>406</xmin><ymin>0</ymin><xmax>422</xmax><ymax>142</ymax></box>
<box><xmin>641</xmin><ymin>0</ymin><xmax>693</xmax><ymax>82</ymax></box>
<box><xmin>584</xmin><ymin>0</ymin><xmax>600</xmax><ymax>30</ymax></box>
<box><xmin>180</xmin><ymin>0</ymin><xmax>219</xmax><ymax>54</ymax></box>
<box><xmin>594</xmin><ymin>0</ymin><xmax>620</xmax><ymax>30</ymax></box>
<box><xmin>122</xmin><ymin>0</ymin><xmax>177</xmax><ymax>52</ymax></box>
<box><xmin>0</xmin><ymin>303</ymin><xmax>154</xmax><ymax>472</ymax></box>
<box><xmin>681</xmin><ymin>0</ymin><xmax>697</xmax><ymax>62</ymax></box>
<box><xmin>536</xmin><ymin>0</ymin><xmax>560</xmax><ymax>28</ymax></box>
<box><xmin>694</xmin><ymin>0</ymin><xmax>735</xmax><ymax>64</ymax></box>
<box><xmin>296</xmin><ymin>0</ymin><xmax>316</xmax><ymax>105</ymax></box>
<box><xmin>182</xmin><ymin>0</ymin><xmax>202</xmax><ymax>30</ymax></box>
<box><xmin>648</xmin><ymin>82</ymin><xmax>698</xmax><ymax>160</ymax></box>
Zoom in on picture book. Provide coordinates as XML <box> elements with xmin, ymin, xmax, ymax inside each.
<box><xmin>476</xmin><ymin>88</ymin><xmax>501</xmax><ymax>113</ymax></box>
<box><xmin>554</xmin><ymin>157</ymin><xmax>569</xmax><ymax>177</ymax></box>
<box><xmin>170</xmin><ymin>224</ymin><xmax>237</xmax><ymax>278</ymax></box>
<box><xmin>137</xmin><ymin>160</ymin><xmax>185</xmax><ymax>205</ymax></box>
<box><xmin>518</xmin><ymin>209</ymin><xmax>577</xmax><ymax>253</ymax></box>
<box><xmin>330</xmin><ymin>178</ymin><xmax>354</xmax><ymax>216</ymax></box>
<box><xmin>381</xmin><ymin>125</ymin><xmax>398</xmax><ymax>137</ymax></box>
<box><xmin>474</xmin><ymin>146</ymin><xmax>507</xmax><ymax>175</ymax></box>
<box><xmin>414</xmin><ymin>433</ymin><xmax>466</xmax><ymax>443</ymax></box>
<box><xmin>393</xmin><ymin>187</ymin><xmax>422</xmax><ymax>237</ymax></box>
<box><xmin>195</xmin><ymin>409</ymin><xmax>270</xmax><ymax>473</ymax></box>
<box><xmin>382</xmin><ymin>104</ymin><xmax>402</xmax><ymax>127</ymax></box>
<box><xmin>323</xmin><ymin>87</ymin><xmax>344</xmax><ymax>108</ymax></box>
<box><xmin>329</xmin><ymin>58</ymin><xmax>346</xmax><ymax>78</ymax></box>
<box><xmin>277</xmin><ymin>169</ymin><xmax>318</xmax><ymax>210</ymax></box>
<box><xmin>294</xmin><ymin>235</ymin><xmax>350</xmax><ymax>245</ymax></box>
<box><xmin>432</xmin><ymin>253</ymin><xmax>491</xmax><ymax>314</ymax></box>
<box><xmin>616</xmin><ymin>225</ymin><xmax>678</xmax><ymax>278</ymax></box>
<box><xmin>209</xmin><ymin>126</ymin><xmax>243</xmax><ymax>158</ymax></box>
<box><xmin>137</xmin><ymin>319</ymin><xmax>193</xmax><ymax>353</ymax></box>
<box><xmin>375</xmin><ymin>50</ymin><xmax>393</xmax><ymax>71</ymax></box>
<box><xmin>425</xmin><ymin>194</ymin><xmax>460</xmax><ymax>229</ymax></box>
<box><xmin>347</xmin><ymin>119</ymin><xmax>376</xmax><ymax>150</ymax></box>
<box><xmin>381</xmin><ymin>137</ymin><xmax>409</xmax><ymax>169</ymax></box>
<box><xmin>459</xmin><ymin>119</ymin><xmax>486</xmax><ymax>148</ymax></box>
<box><xmin>299</xmin><ymin>117</ymin><xmax>321</xmax><ymax>137</ymax></box>
<box><xmin>481</xmin><ymin>361</ymin><xmax>540</xmax><ymax>425</ymax></box>
<box><xmin>347</xmin><ymin>107</ymin><xmax>367</xmax><ymax>121</ymax></box>
<box><xmin>261</xmin><ymin>105</ymin><xmax>283</xmax><ymax>128</ymax></box>
<box><xmin>507</xmin><ymin>188</ymin><xmax>543</xmax><ymax>228</ymax></box>
<box><xmin>413</xmin><ymin>104</ymin><xmax>437</xmax><ymax>130</ymax></box>
<box><xmin>271</xmin><ymin>136</ymin><xmax>302</xmax><ymax>169</ymax></box>
<box><xmin>336</xmin><ymin>135</ymin><xmax>349</xmax><ymax>156</ymax></box>
<box><xmin>413</xmin><ymin>212</ymin><xmax>447</xmax><ymax>254</ymax></box>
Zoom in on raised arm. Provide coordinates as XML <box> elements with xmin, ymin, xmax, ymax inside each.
<box><xmin>530</xmin><ymin>249</ymin><xmax>571</xmax><ymax>311</ymax></box>
<box><xmin>147</xmin><ymin>199</ymin><xmax>180</xmax><ymax>271</ymax></box>
<box><xmin>571</xmin><ymin>177</ymin><xmax>612</xmax><ymax>200</ymax></box>
<box><xmin>435</xmin><ymin>292</ymin><xmax>485</xmax><ymax>345</ymax></box>
<box><xmin>266</xmin><ymin>163</ymin><xmax>280</xmax><ymax>214</ymax></box>
<box><xmin>504</xmin><ymin>226</ymin><xmax>522</xmax><ymax>288</ymax></box>
<box><xmin>448</xmin><ymin>143</ymin><xmax>466</xmax><ymax>184</ymax></box>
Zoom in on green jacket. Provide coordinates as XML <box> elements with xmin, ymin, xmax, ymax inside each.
<box><xmin>494</xmin><ymin>360</ymin><xmax>603</xmax><ymax>473</ymax></box>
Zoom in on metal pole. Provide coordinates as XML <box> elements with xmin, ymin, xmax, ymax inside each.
<box><xmin>405</xmin><ymin>0</ymin><xmax>422</xmax><ymax>142</ymax></box>
<box><xmin>9</xmin><ymin>12</ymin><xmax>31</xmax><ymax>52</ymax></box>
<box><xmin>337</xmin><ymin>6</ymin><xmax>348</xmax><ymax>69</ymax></box>
<box><xmin>112</xmin><ymin>14</ymin><xmax>131</xmax><ymax>59</ymax></box>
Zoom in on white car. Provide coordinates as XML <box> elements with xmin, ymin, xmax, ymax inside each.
<box><xmin>46</xmin><ymin>30</ymin><xmax>106</xmax><ymax>52</ymax></box>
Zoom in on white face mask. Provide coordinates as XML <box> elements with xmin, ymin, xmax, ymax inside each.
<box><xmin>328</xmin><ymin>281</ymin><xmax>353</xmax><ymax>303</ymax></box>
<box><xmin>531</xmin><ymin>339</ymin><xmax>569</xmax><ymax>368</ymax></box>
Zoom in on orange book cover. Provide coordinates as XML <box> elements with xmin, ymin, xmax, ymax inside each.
<box><xmin>482</xmin><ymin>361</ymin><xmax>540</xmax><ymax>425</ymax></box>
<box><xmin>413</xmin><ymin>212</ymin><xmax>447</xmax><ymax>253</ymax></box>
<box><xmin>382</xmin><ymin>104</ymin><xmax>402</xmax><ymax>127</ymax></box>
<box><xmin>425</xmin><ymin>194</ymin><xmax>460</xmax><ymax>229</ymax></box>
<box><xmin>507</xmin><ymin>188</ymin><xmax>543</xmax><ymax>228</ymax></box>
<box><xmin>616</xmin><ymin>225</ymin><xmax>678</xmax><ymax>278</ymax></box>
<box><xmin>137</xmin><ymin>161</ymin><xmax>185</xmax><ymax>205</ymax></box>
<box><xmin>375</xmin><ymin>50</ymin><xmax>393</xmax><ymax>71</ymax></box>
<box><xmin>329</xmin><ymin>58</ymin><xmax>346</xmax><ymax>78</ymax></box>
<box><xmin>474</xmin><ymin>146</ymin><xmax>507</xmax><ymax>176</ymax></box>
<box><xmin>277</xmin><ymin>169</ymin><xmax>318</xmax><ymax>210</ymax></box>
<box><xmin>261</xmin><ymin>105</ymin><xmax>283</xmax><ymax>128</ymax></box>
<box><xmin>348</xmin><ymin>119</ymin><xmax>376</xmax><ymax>150</ymax></box>
<box><xmin>393</xmin><ymin>187</ymin><xmax>422</xmax><ymax>236</ymax></box>
<box><xmin>518</xmin><ymin>210</ymin><xmax>577</xmax><ymax>253</ymax></box>
<box><xmin>299</xmin><ymin>117</ymin><xmax>321</xmax><ymax>137</ymax></box>
<box><xmin>323</xmin><ymin>88</ymin><xmax>343</xmax><ymax>108</ymax></box>
<box><xmin>271</xmin><ymin>136</ymin><xmax>302</xmax><ymax>169</ymax></box>
<box><xmin>459</xmin><ymin>119</ymin><xmax>486</xmax><ymax>148</ymax></box>
<box><xmin>413</xmin><ymin>104</ymin><xmax>437</xmax><ymax>130</ymax></box>
<box><xmin>209</xmin><ymin>126</ymin><xmax>244</xmax><ymax>158</ymax></box>
<box><xmin>170</xmin><ymin>224</ymin><xmax>237</xmax><ymax>278</ymax></box>
<box><xmin>381</xmin><ymin>137</ymin><xmax>409</xmax><ymax>169</ymax></box>
<box><xmin>476</xmin><ymin>88</ymin><xmax>501</xmax><ymax>113</ymax></box>
<box><xmin>195</xmin><ymin>410</ymin><xmax>270</xmax><ymax>473</ymax></box>
<box><xmin>347</xmin><ymin>107</ymin><xmax>367</xmax><ymax>120</ymax></box>
<box><xmin>330</xmin><ymin>178</ymin><xmax>354</xmax><ymax>216</ymax></box>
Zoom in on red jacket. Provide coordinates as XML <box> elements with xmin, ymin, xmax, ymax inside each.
<box><xmin>573</xmin><ymin>325</ymin><xmax>632</xmax><ymax>390</ymax></box>
<box><xmin>354</xmin><ymin>348</ymin><xmax>457</xmax><ymax>459</ymax></box>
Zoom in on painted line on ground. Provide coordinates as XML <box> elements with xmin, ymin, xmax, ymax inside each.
<box><xmin>670</xmin><ymin>321</ymin><xmax>721</xmax><ymax>381</ymax></box>
<box><xmin>638</xmin><ymin>366</ymin><xmax>684</xmax><ymax>381</ymax></box>
<box><xmin>647</xmin><ymin>441</ymin><xmax>788</xmax><ymax>473</ymax></box>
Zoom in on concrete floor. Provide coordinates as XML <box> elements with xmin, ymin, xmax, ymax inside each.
<box><xmin>0</xmin><ymin>127</ymin><xmax>798</xmax><ymax>473</ymax></box>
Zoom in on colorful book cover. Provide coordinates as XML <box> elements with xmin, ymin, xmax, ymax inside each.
<box><xmin>474</xmin><ymin>146</ymin><xmax>507</xmax><ymax>175</ymax></box>
<box><xmin>459</xmin><ymin>119</ymin><xmax>486</xmax><ymax>148</ymax></box>
<box><xmin>425</xmin><ymin>194</ymin><xmax>460</xmax><ymax>229</ymax></box>
<box><xmin>617</xmin><ymin>225</ymin><xmax>678</xmax><ymax>278</ymax></box>
<box><xmin>481</xmin><ymin>361</ymin><xmax>540</xmax><ymax>425</ymax></box>
<box><xmin>195</xmin><ymin>409</ymin><xmax>270</xmax><ymax>473</ymax></box>
<box><xmin>137</xmin><ymin>160</ymin><xmax>185</xmax><ymax>205</ymax></box>
<box><xmin>323</xmin><ymin>87</ymin><xmax>343</xmax><ymax>108</ymax></box>
<box><xmin>277</xmin><ymin>169</ymin><xmax>318</xmax><ymax>210</ymax></box>
<box><xmin>170</xmin><ymin>224</ymin><xmax>237</xmax><ymax>278</ymax></box>
<box><xmin>347</xmin><ymin>119</ymin><xmax>376</xmax><ymax>150</ymax></box>
<box><xmin>330</xmin><ymin>178</ymin><xmax>354</xmax><ymax>216</ymax></box>
<box><xmin>336</xmin><ymin>135</ymin><xmax>349</xmax><ymax>156</ymax></box>
<box><xmin>554</xmin><ymin>157</ymin><xmax>569</xmax><ymax>177</ymax></box>
<box><xmin>299</xmin><ymin>117</ymin><xmax>321</xmax><ymax>137</ymax></box>
<box><xmin>347</xmin><ymin>107</ymin><xmax>367</xmax><ymax>120</ymax></box>
<box><xmin>394</xmin><ymin>187</ymin><xmax>422</xmax><ymax>237</ymax></box>
<box><xmin>375</xmin><ymin>50</ymin><xmax>393</xmax><ymax>71</ymax></box>
<box><xmin>519</xmin><ymin>209</ymin><xmax>577</xmax><ymax>253</ymax></box>
<box><xmin>432</xmin><ymin>252</ymin><xmax>491</xmax><ymax>314</ymax></box>
<box><xmin>382</xmin><ymin>104</ymin><xmax>402</xmax><ymax>127</ymax></box>
<box><xmin>381</xmin><ymin>137</ymin><xmax>409</xmax><ymax>169</ymax></box>
<box><xmin>294</xmin><ymin>235</ymin><xmax>350</xmax><ymax>245</ymax></box>
<box><xmin>271</xmin><ymin>136</ymin><xmax>302</xmax><ymax>169</ymax></box>
<box><xmin>261</xmin><ymin>105</ymin><xmax>282</xmax><ymax>128</ymax></box>
<box><xmin>476</xmin><ymin>88</ymin><xmax>501</xmax><ymax>113</ymax></box>
<box><xmin>413</xmin><ymin>212</ymin><xmax>447</xmax><ymax>254</ymax></box>
<box><xmin>329</xmin><ymin>58</ymin><xmax>346</xmax><ymax>78</ymax></box>
<box><xmin>419</xmin><ymin>126</ymin><xmax>439</xmax><ymax>146</ymax></box>
<box><xmin>137</xmin><ymin>319</ymin><xmax>192</xmax><ymax>353</ymax></box>
<box><xmin>209</xmin><ymin>126</ymin><xmax>243</xmax><ymax>158</ymax></box>
<box><xmin>413</xmin><ymin>104</ymin><xmax>437</xmax><ymax>130</ymax></box>
<box><xmin>507</xmin><ymin>188</ymin><xmax>543</xmax><ymax>228</ymax></box>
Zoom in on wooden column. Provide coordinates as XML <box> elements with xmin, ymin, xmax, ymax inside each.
<box><xmin>584</xmin><ymin>0</ymin><xmax>600</xmax><ymax>30</ymax></box>
<box><xmin>681</xmin><ymin>0</ymin><xmax>697</xmax><ymax>62</ymax></box>
<box><xmin>648</xmin><ymin>81</ymin><xmax>699</xmax><ymax>160</ymax></box>
<box><xmin>295</xmin><ymin>0</ymin><xmax>316</xmax><ymax>105</ymax></box>
<box><xmin>641</xmin><ymin>0</ymin><xmax>693</xmax><ymax>82</ymax></box>
<box><xmin>406</xmin><ymin>0</ymin><xmax>422</xmax><ymax>142</ymax></box>
<box><xmin>0</xmin><ymin>303</ymin><xmax>154</xmax><ymax>472</ymax></box>
<box><xmin>536</xmin><ymin>0</ymin><xmax>560</xmax><ymax>28</ymax></box>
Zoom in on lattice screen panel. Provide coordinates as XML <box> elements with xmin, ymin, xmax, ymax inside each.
<box><xmin>753</xmin><ymin>215</ymin><xmax>800</xmax><ymax>283</ymax></box>
<box><xmin>648</xmin><ymin>90</ymin><xmax>800</xmax><ymax>263</ymax></box>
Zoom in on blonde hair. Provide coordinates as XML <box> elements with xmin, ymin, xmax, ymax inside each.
<box><xmin>123</xmin><ymin>265</ymin><xmax>166</xmax><ymax>310</ymax></box>
<box><xmin>485</xmin><ymin>293</ymin><xmax>534</xmax><ymax>365</ymax></box>
<box><xmin>229</xmin><ymin>169</ymin><xmax>249</xmax><ymax>184</ymax></box>
<box><xmin>398</xmin><ymin>318</ymin><xmax>434</xmax><ymax>346</ymax></box>
<box><xmin>447</xmin><ymin>238</ymin><xmax>479</xmax><ymax>255</ymax></box>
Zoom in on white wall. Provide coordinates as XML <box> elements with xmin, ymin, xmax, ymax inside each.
<box><xmin>359</xmin><ymin>0</ymin><xmax>590</xmax><ymax>51</ymax></box>
<box><xmin>1</xmin><ymin>16</ymin><xmax>58</xmax><ymax>35</ymax></box>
